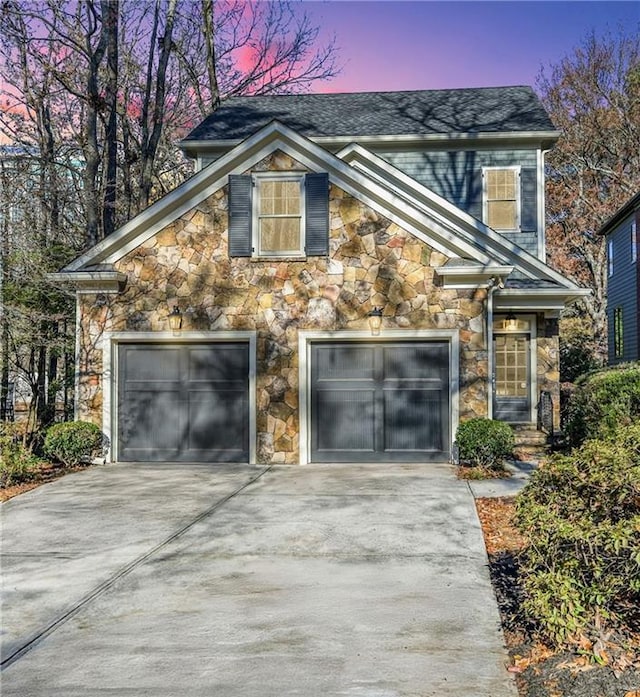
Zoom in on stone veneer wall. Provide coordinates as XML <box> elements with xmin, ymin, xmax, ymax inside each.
<box><xmin>77</xmin><ymin>150</ymin><xmax>548</xmax><ymax>464</ymax></box>
<box><xmin>536</xmin><ymin>316</ymin><xmax>561</xmax><ymax>430</ymax></box>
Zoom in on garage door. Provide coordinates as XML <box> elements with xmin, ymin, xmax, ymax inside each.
<box><xmin>311</xmin><ymin>342</ymin><xmax>449</xmax><ymax>462</ymax></box>
<box><xmin>117</xmin><ymin>343</ymin><xmax>249</xmax><ymax>462</ymax></box>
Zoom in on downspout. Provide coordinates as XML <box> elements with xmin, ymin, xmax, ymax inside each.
<box><xmin>486</xmin><ymin>276</ymin><xmax>504</xmax><ymax>419</ymax></box>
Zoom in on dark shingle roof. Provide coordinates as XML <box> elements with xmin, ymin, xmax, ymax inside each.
<box><xmin>184</xmin><ymin>86</ymin><xmax>556</xmax><ymax>142</ymax></box>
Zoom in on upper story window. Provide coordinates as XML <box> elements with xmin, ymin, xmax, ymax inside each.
<box><xmin>228</xmin><ymin>171</ymin><xmax>329</xmax><ymax>258</ymax></box>
<box><xmin>608</xmin><ymin>239</ymin><xmax>614</xmax><ymax>276</ymax></box>
<box><xmin>632</xmin><ymin>220</ymin><xmax>637</xmax><ymax>264</ymax></box>
<box><xmin>254</xmin><ymin>174</ymin><xmax>305</xmax><ymax>256</ymax></box>
<box><xmin>483</xmin><ymin>167</ymin><xmax>521</xmax><ymax>231</ymax></box>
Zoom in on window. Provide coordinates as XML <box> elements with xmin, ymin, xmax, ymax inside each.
<box><xmin>608</xmin><ymin>239</ymin><xmax>614</xmax><ymax>276</ymax></box>
<box><xmin>614</xmin><ymin>306</ymin><xmax>624</xmax><ymax>358</ymax></box>
<box><xmin>483</xmin><ymin>167</ymin><xmax>520</xmax><ymax>231</ymax></box>
<box><xmin>228</xmin><ymin>172</ymin><xmax>328</xmax><ymax>257</ymax></box>
<box><xmin>632</xmin><ymin>220</ymin><xmax>637</xmax><ymax>264</ymax></box>
<box><xmin>255</xmin><ymin>174</ymin><xmax>304</xmax><ymax>256</ymax></box>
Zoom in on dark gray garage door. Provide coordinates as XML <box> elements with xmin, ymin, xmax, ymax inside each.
<box><xmin>311</xmin><ymin>342</ymin><xmax>449</xmax><ymax>462</ymax></box>
<box><xmin>118</xmin><ymin>343</ymin><xmax>249</xmax><ymax>462</ymax></box>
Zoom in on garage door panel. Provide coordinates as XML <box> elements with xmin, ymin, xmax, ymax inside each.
<box><xmin>188</xmin><ymin>391</ymin><xmax>248</xmax><ymax>451</ymax></box>
<box><xmin>119</xmin><ymin>391</ymin><xmax>182</xmax><ymax>452</ymax></box>
<box><xmin>188</xmin><ymin>346</ymin><xmax>247</xmax><ymax>382</ymax></box>
<box><xmin>314</xmin><ymin>389</ymin><xmax>376</xmax><ymax>454</ymax></box>
<box><xmin>118</xmin><ymin>343</ymin><xmax>249</xmax><ymax>463</ymax></box>
<box><xmin>311</xmin><ymin>342</ymin><xmax>449</xmax><ymax>463</ymax></box>
<box><xmin>315</xmin><ymin>345</ymin><xmax>375</xmax><ymax>380</ymax></box>
<box><xmin>383</xmin><ymin>389</ymin><xmax>443</xmax><ymax>452</ymax></box>
<box><xmin>122</xmin><ymin>346</ymin><xmax>181</xmax><ymax>382</ymax></box>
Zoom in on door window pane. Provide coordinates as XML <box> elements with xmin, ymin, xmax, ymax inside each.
<box><xmin>495</xmin><ymin>334</ymin><xmax>528</xmax><ymax>397</ymax></box>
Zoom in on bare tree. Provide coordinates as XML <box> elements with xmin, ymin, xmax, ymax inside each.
<box><xmin>539</xmin><ymin>28</ymin><xmax>640</xmax><ymax>361</ymax></box>
<box><xmin>0</xmin><ymin>0</ymin><xmax>339</xmax><ymax>431</ymax></box>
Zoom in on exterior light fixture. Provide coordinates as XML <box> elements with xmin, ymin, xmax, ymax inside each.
<box><xmin>368</xmin><ymin>307</ymin><xmax>383</xmax><ymax>336</ymax></box>
<box><xmin>504</xmin><ymin>312</ymin><xmax>518</xmax><ymax>332</ymax></box>
<box><xmin>168</xmin><ymin>305</ymin><xmax>183</xmax><ymax>333</ymax></box>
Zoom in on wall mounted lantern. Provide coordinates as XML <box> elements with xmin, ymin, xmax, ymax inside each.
<box><xmin>168</xmin><ymin>305</ymin><xmax>183</xmax><ymax>333</ymax></box>
<box><xmin>368</xmin><ymin>307</ymin><xmax>383</xmax><ymax>336</ymax></box>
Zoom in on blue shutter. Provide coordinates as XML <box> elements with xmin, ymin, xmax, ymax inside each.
<box><xmin>305</xmin><ymin>172</ymin><xmax>329</xmax><ymax>256</ymax></box>
<box><xmin>520</xmin><ymin>167</ymin><xmax>537</xmax><ymax>232</ymax></box>
<box><xmin>228</xmin><ymin>175</ymin><xmax>252</xmax><ymax>256</ymax></box>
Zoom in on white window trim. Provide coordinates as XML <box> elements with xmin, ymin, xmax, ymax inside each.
<box><xmin>491</xmin><ymin>313</ymin><xmax>537</xmax><ymax>423</ymax></box>
<box><xmin>102</xmin><ymin>331</ymin><xmax>257</xmax><ymax>464</ymax></box>
<box><xmin>297</xmin><ymin>329</ymin><xmax>459</xmax><ymax>466</ymax></box>
<box><xmin>252</xmin><ymin>172</ymin><xmax>306</xmax><ymax>258</ymax></box>
<box><xmin>482</xmin><ymin>166</ymin><xmax>521</xmax><ymax>232</ymax></box>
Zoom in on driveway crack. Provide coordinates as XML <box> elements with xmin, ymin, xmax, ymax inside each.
<box><xmin>1</xmin><ymin>465</ymin><xmax>271</xmax><ymax>671</ymax></box>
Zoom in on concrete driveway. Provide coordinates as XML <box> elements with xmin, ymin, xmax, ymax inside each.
<box><xmin>1</xmin><ymin>462</ymin><xmax>517</xmax><ymax>696</ymax></box>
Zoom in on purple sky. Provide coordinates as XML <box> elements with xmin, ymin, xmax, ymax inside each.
<box><xmin>304</xmin><ymin>1</ymin><xmax>640</xmax><ymax>92</ymax></box>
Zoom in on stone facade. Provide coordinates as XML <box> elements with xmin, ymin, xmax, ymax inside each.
<box><xmin>77</xmin><ymin>151</ymin><xmax>559</xmax><ymax>463</ymax></box>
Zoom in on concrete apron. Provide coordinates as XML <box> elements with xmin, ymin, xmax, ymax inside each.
<box><xmin>1</xmin><ymin>462</ymin><xmax>517</xmax><ymax>697</ymax></box>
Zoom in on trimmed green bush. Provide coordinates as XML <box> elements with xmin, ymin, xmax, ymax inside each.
<box><xmin>564</xmin><ymin>363</ymin><xmax>640</xmax><ymax>446</ymax></box>
<box><xmin>0</xmin><ymin>423</ymin><xmax>40</xmax><ymax>487</ymax></box>
<box><xmin>515</xmin><ymin>423</ymin><xmax>640</xmax><ymax>646</ymax></box>
<box><xmin>455</xmin><ymin>418</ymin><xmax>514</xmax><ymax>470</ymax></box>
<box><xmin>43</xmin><ymin>421</ymin><xmax>104</xmax><ymax>467</ymax></box>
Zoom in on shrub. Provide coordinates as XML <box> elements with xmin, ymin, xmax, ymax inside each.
<box><xmin>0</xmin><ymin>423</ymin><xmax>40</xmax><ymax>487</ymax></box>
<box><xmin>43</xmin><ymin>421</ymin><xmax>104</xmax><ymax>467</ymax></box>
<box><xmin>515</xmin><ymin>423</ymin><xmax>640</xmax><ymax>646</ymax></box>
<box><xmin>559</xmin><ymin>317</ymin><xmax>601</xmax><ymax>383</ymax></box>
<box><xmin>455</xmin><ymin>418</ymin><xmax>514</xmax><ymax>470</ymax></box>
<box><xmin>564</xmin><ymin>363</ymin><xmax>640</xmax><ymax>446</ymax></box>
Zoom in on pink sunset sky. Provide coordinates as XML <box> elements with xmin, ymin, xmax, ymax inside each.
<box><xmin>302</xmin><ymin>1</ymin><xmax>639</xmax><ymax>92</ymax></box>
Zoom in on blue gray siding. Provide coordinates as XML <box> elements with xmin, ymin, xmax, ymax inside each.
<box><xmin>607</xmin><ymin>212</ymin><xmax>639</xmax><ymax>363</ymax></box>
<box><xmin>376</xmin><ymin>148</ymin><xmax>540</xmax><ymax>256</ymax></box>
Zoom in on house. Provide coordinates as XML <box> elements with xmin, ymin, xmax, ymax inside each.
<box><xmin>601</xmin><ymin>191</ymin><xmax>640</xmax><ymax>364</ymax></box>
<box><xmin>52</xmin><ymin>86</ymin><xmax>589</xmax><ymax>464</ymax></box>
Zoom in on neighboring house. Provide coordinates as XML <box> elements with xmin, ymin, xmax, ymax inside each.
<box><xmin>601</xmin><ymin>191</ymin><xmax>640</xmax><ymax>364</ymax></box>
<box><xmin>52</xmin><ymin>86</ymin><xmax>588</xmax><ymax>464</ymax></box>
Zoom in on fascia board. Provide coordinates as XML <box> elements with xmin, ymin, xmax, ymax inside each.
<box><xmin>435</xmin><ymin>265</ymin><xmax>514</xmax><ymax>276</ymax></box>
<box><xmin>180</xmin><ymin>130</ymin><xmax>561</xmax><ymax>156</ymax></box>
<box><xmin>48</xmin><ymin>271</ymin><xmax>127</xmax><ymax>292</ymax></box>
<box><xmin>494</xmin><ymin>287</ymin><xmax>591</xmax><ymax>310</ymax></box>
<box><xmin>338</xmin><ymin>143</ymin><xmax>582</xmax><ymax>291</ymax></box>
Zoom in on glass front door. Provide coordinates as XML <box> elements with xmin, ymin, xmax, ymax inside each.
<box><xmin>493</xmin><ymin>332</ymin><xmax>531</xmax><ymax>422</ymax></box>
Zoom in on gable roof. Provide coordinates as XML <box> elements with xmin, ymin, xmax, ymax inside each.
<box><xmin>56</xmin><ymin>120</ymin><xmax>586</xmax><ymax>308</ymax></box>
<box><xmin>598</xmin><ymin>191</ymin><xmax>640</xmax><ymax>236</ymax></box>
<box><xmin>182</xmin><ymin>86</ymin><xmax>557</xmax><ymax>147</ymax></box>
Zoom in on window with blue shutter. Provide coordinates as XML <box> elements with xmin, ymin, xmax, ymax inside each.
<box><xmin>228</xmin><ymin>171</ymin><xmax>329</xmax><ymax>257</ymax></box>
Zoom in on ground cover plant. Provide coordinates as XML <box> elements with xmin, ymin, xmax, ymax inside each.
<box><xmin>0</xmin><ymin>422</ymin><xmax>40</xmax><ymax>487</ymax></box>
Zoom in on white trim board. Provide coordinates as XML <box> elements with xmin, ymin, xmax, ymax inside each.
<box><xmin>297</xmin><ymin>329</ymin><xmax>460</xmax><ymax>466</ymax></box>
<box><xmin>102</xmin><ymin>331</ymin><xmax>257</xmax><ymax>464</ymax></box>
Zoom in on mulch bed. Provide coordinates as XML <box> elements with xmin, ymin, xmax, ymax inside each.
<box><xmin>0</xmin><ymin>461</ymin><xmax>93</xmax><ymax>502</ymax></box>
<box><xmin>476</xmin><ymin>497</ymin><xmax>640</xmax><ymax>697</ymax></box>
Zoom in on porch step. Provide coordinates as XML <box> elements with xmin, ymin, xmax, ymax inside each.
<box><xmin>510</xmin><ymin>424</ymin><xmax>550</xmax><ymax>461</ymax></box>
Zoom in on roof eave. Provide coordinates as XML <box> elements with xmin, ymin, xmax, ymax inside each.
<box><xmin>180</xmin><ymin>129</ymin><xmax>561</xmax><ymax>158</ymax></box>
<box><xmin>48</xmin><ymin>271</ymin><xmax>127</xmax><ymax>292</ymax></box>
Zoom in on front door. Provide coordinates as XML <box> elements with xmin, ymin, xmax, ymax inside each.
<box><xmin>493</xmin><ymin>333</ymin><xmax>531</xmax><ymax>422</ymax></box>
